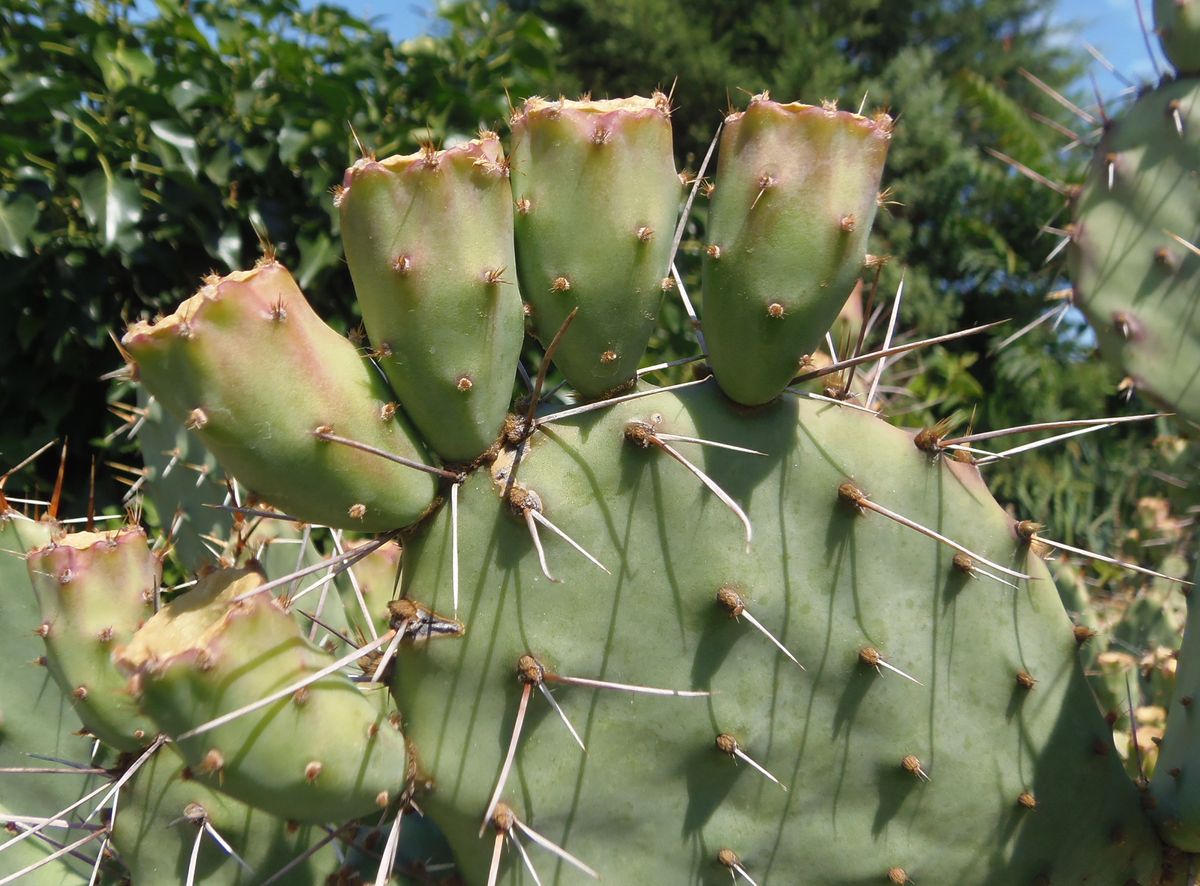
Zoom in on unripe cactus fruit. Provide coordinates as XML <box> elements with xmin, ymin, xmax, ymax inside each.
<box><xmin>117</xmin><ymin>567</ymin><xmax>407</xmax><ymax>823</ymax></box>
<box><xmin>702</xmin><ymin>94</ymin><xmax>892</xmax><ymax>405</ymax></box>
<box><xmin>122</xmin><ymin>260</ymin><xmax>438</xmax><ymax>530</ymax></box>
<box><xmin>25</xmin><ymin>526</ymin><xmax>158</xmax><ymax>752</ymax></box>
<box><xmin>510</xmin><ymin>94</ymin><xmax>682</xmax><ymax>398</ymax></box>
<box><xmin>340</xmin><ymin>135</ymin><xmax>526</xmax><ymax>462</ymax></box>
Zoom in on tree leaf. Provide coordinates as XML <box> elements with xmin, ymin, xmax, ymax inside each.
<box><xmin>150</xmin><ymin>119</ymin><xmax>199</xmax><ymax>176</ymax></box>
<box><xmin>296</xmin><ymin>231</ymin><xmax>336</xmax><ymax>289</ymax></box>
<box><xmin>77</xmin><ymin>169</ymin><xmax>142</xmax><ymax>249</ymax></box>
<box><xmin>0</xmin><ymin>194</ymin><xmax>39</xmax><ymax>258</ymax></box>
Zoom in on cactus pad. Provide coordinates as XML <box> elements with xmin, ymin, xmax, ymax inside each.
<box><xmin>702</xmin><ymin>95</ymin><xmax>892</xmax><ymax>405</ymax></box>
<box><xmin>122</xmin><ymin>260</ymin><xmax>437</xmax><ymax>530</ymax></box>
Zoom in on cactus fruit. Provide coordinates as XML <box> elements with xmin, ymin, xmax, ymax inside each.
<box><xmin>25</xmin><ymin>526</ymin><xmax>158</xmax><ymax>752</ymax></box>
<box><xmin>702</xmin><ymin>94</ymin><xmax>892</xmax><ymax>405</ymax></box>
<box><xmin>116</xmin><ymin>567</ymin><xmax>408</xmax><ymax>823</ymax></box>
<box><xmin>122</xmin><ymin>260</ymin><xmax>439</xmax><ymax>531</ymax></box>
<box><xmin>339</xmin><ymin>134</ymin><xmax>526</xmax><ymax>462</ymax></box>
<box><xmin>510</xmin><ymin>94</ymin><xmax>681</xmax><ymax>398</ymax></box>
<box><xmin>1067</xmin><ymin>77</ymin><xmax>1200</xmax><ymax>427</ymax></box>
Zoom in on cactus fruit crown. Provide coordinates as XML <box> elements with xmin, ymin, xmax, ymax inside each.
<box><xmin>2</xmin><ymin>18</ymin><xmax>1198</xmax><ymax>883</ymax></box>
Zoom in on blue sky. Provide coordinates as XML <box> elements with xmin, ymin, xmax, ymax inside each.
<box><xmin>342</xmin><ymin>0</ymin><xmax>1166</xmax><ymax>94</ymax></box>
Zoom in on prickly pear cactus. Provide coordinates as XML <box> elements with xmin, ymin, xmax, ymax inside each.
<box><xmin>3</xmin><ymin>77</ymin><xmax>1194</xmax><ymax>884</ymax></box>
<box><xmin>1067</xmin><ymin>77</ymin><xmax>1200</xmax><ymax>427</ymax></box>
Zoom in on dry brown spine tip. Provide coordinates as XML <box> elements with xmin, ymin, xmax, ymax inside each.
<box><xmin>1017</xmin><ymin>790</ymin><xmax>1037</xmax><ymax>809</ymax></box>
<box><xmin>507</xmin><ymin>484</ymin><xmax>542</xmax><ymax>516</ymax></box>
<box><xmin>840</xmin><ymin>214</ymin><xmax>857</xmax><ymax>232</ymax></box>
<box><xmin>767</xmin><ymin>302</ymin><xmax>785</xmax><ymax>319</ymax></box>
<box><xmin>550</xmin><ymin>275</ymin><xmax>572</xmax><ymax>293</ymax></box>
<box><xmin>72</xmin><ymin>686</ymin><xmax>88</xmax><ymax>700</ymax></box>
<box><xmin>348</xmin><ymin>503</ymin><xmax>367</xmax><ymax>520</ymax></box>
<box><xmin>1015</xmin><ymin>520</ymin><xmax>1042</xmax><ymax>543</ymax></box>
<box><xmin>304</xmin><ymin>761</ymin><xmax>323</xmax><ymax>782</ymax></box>
<box><xmin>900</xmin><ymin>754</ymin><xmax>927</xmax><ymax>779</ymax></box>
<box><xmin>456</xmin><ymin>375</ymin><xmax>474</xmax><ymax>392</ymax></box>
<box><xmin>1154</xmin><ymin>246</ymin><xmax>1178</xmax><ymax>269</ymax></box>
<box><xmin>1016</xmin><ymin>670</ymin><xmax>1037</xmax><ymax>690</ymax></box>
<box><xmin>517</xmin><ymin>653</ymin><xmax>545</xmax><ymax>685</ymax></box>
<box><xmin>838</xmin><ymin>482</ymin><xmax>868</xmax><ymax>511</ymax></box>
<box><xmin>492</xmin><ymin>803</ymin><xmax>515</xmax><ymax>833</ymax></box>
<box><xmin>888</xmin><ymin>868</ymin><xmax>911</xmax><ymax>885</ymax></box>
<box><xmin>185</xmin><ymin>408</ymin><xmax>208</xmax><ymax>431</ymax></box>
<box><xmin>200</xmin><ymin>749</ymin><xmax>224</xmax><ymax>775</ymax></box>
<box><xmin>706</xmin><ymin>244</ymin><xmax>722</xmax><ymax>260</ymax></box>
<box><xmin>515</xmin><ymin>198</ymin><xmax>531</xmax><ymax>215</ymax></box>
<box><xmin>636</xmin><ymin>225</ymin><xmax>654</xmax><ymax>242</ymax></box>
<box><xmin>715</xmin><ymin>733</ymin><xmax>738</xmax><ymax>755</ymax></box>
<box><xmin>600</xmin><ymin>350</ymin><xmax>618</xmax><ymax>364</ymax></box>
<box><xmin>623</xmin><ymin>420</ymin><xmax>657</xmax><ymax>448</ymax></box>
<box><xmin>716</xmin><ymin>585</ymin><xmax>745</xmax><ymax>617</ymax></box>
<box><xmin>392</xmin><ymin>254</ymin><xmax>414</xmax><ymax>274</ymax></box>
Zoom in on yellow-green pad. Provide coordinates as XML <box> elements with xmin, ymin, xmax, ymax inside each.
<box><xmin>340</xmin><ymin>135</ymin><xmax>525</xmax><ymax>462</ymax></box>
<box><xmin>118</xmin><ymin>568</ymin><xmax>407</xmax><ymax>824</ymax></box>
<box><xmin>702</xmin><ymin>96</ymin><xmax>892</xmax><ymax>405</ymax></box>
<box><xmin>123</xmin><ymin>261</ymin><xmax>437</xmax><ymax>530</ymax></box>
<box><xmin>26</xmin><ymin>526</ymin><xmax>157</xmax><ymax>752</ymax></box>
<box><xmin>511</xmin><ymin>94</ymin><xmax>681</xmax><ymax>398</ymax></box>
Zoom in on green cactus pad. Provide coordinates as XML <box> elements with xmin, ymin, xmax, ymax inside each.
<box><xmin>340</xmin><ymin>135</ymin><xmax>525</xmax><ymax>462</ymax></box>
<box><xmin>26</xmin><ymin>526</ymin><xmax>158</xmax><ymax>752</ymax></box>
<box><xmin>1155</xmin><ymin>0</ymin><xmax>1200</xmax><ymax>75</ymax></box>
<box><xmin>392</xmin><ymin>381</ymin><xmax>1166</xmax><ymax>884</ymax></box>
<box><xmin>1068</xmin><ymin>78</ymin><xmax>1200</xmax><ymax>427</ymax></box>
<box><xmin>1150</xmin><ymin>561</ymin><xmax>1200</xmax><ymax>850</ymax></box>
<box><xmin>122</xmin><ymin>261</ymin><xmax>437</xmax><ymax>531</ymax></box>
<box><xmin>702</xmin><ymin>95</ymin><xmax>892</xmax><ymax>405</ymax></box>
<box><xmin>117</xmin><ymin>568</ymin><xmax>407</xmax><ymax>824</ymax></box>
<box><xmin>510</xmin><ymin>94</ymin><xmax>681</xmax><ymax>398</ymax></box>
<box><xmin>112</xmin><ymin>745</ymin><xmax>325</xmax><ymax>884</ymax></box>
